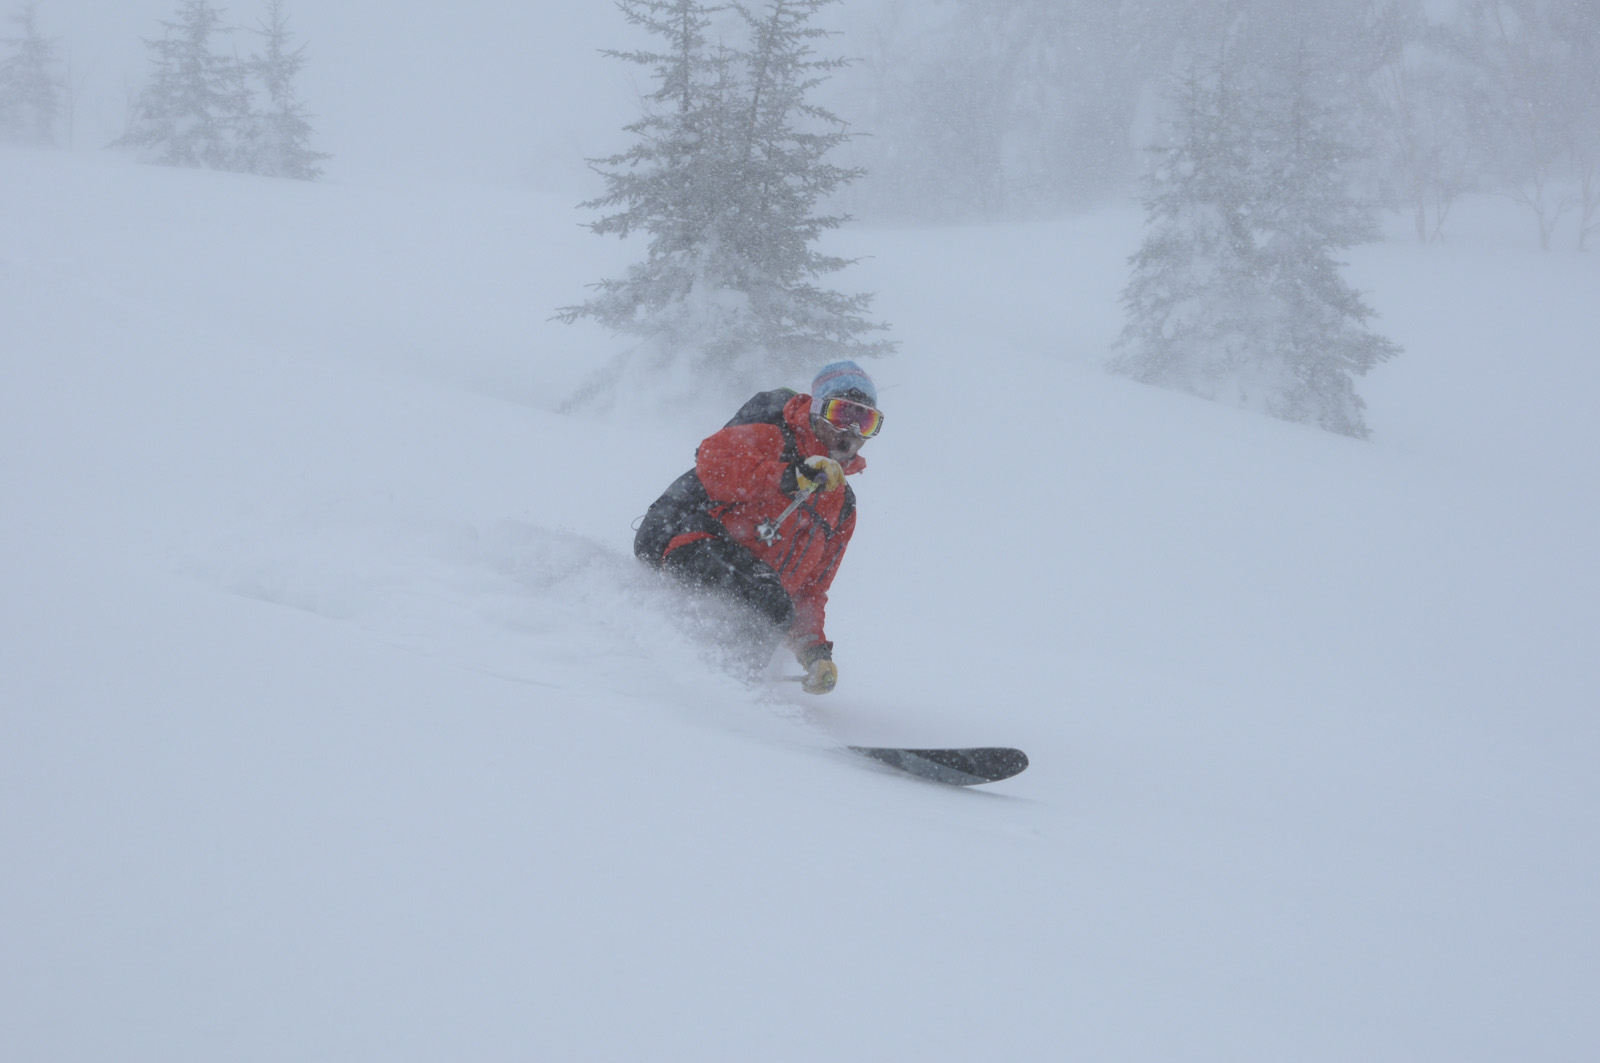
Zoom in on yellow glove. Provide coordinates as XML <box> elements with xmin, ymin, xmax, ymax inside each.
<box><xmin>795</xmin><ymin>455</ymin><xmax>845</xmax><ymax>493</ymax></box>
<box><xmin>798</xmin><ymin>642</ymin><xmax>837</xmax><ymax>694</ymax></box>
<box><xmin>802</xmin><ymin>658</ymin><xmax>838</xmax><ymax>695</ymax></box>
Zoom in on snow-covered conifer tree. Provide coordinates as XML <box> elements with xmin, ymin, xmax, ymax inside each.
<box><xmin>559</xmin><ymin>0</ymin><xmax>893</xmax><ymax>384</ymax></box>
<box><xmin>0</xmin><ymin>4</ymin><xmax>63</xmax><ymax>146</ymax></box>
<box><xmin>1111</xmin><ymin>63</ymin><xmax>1268</xmax><ymax>403</ymax></box>
<box><xmin>244</xmin><ymin>0</ymin><xmax>326</xmax><ymax>180</ymax></box>
<box><xmin>1112</xmin><ymin>42</ymin><xmax>1400</xmax><ymax>439</ymax></box>
<box><xmin>1252</xmin><ymin>43</ymin><xmax>1402</xmax><ymax>437</ymax></box>
<box><xmin>115</xmin><ymin>0</ymin><xmax>249</xmax><ymax>170</ymax></box>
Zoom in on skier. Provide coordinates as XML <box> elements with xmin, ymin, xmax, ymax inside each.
<box><xmin>634</xmin><ymin>361</ymin><xmax>884</xmax><ymax>694</ymax></box>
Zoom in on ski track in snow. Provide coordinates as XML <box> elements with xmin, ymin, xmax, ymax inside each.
<box><xmin>169</xmin><ymin>509</ymin><xmax>824</xmax><ymax>739</ymax></box>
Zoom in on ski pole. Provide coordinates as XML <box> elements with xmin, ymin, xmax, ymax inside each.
<box><xmin>756</xmin><ymin>487</ymin><xmax>815</xmax><ymax>546</ymax></box>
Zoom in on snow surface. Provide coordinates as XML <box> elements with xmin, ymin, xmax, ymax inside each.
<box><xmin>4</xmin><ymin>145</ymin><xmax>1599</xmax><ymax>1061</ymax></box>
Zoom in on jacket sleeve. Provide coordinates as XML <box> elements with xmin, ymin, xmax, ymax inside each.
<box><xmin>695</xmin><ymin>423</ymin><xmax>793</xmax><ymax>503</ymax></box>
<box><xmin>786</xmin><ymin>504</ymin><xmax>856</xmax><ymax>654</ymax></box>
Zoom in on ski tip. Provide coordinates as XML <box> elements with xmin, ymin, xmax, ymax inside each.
<box><xmin>847</xmin><ymin>746</ymin><xmax>1028</xmax><ymax>786</ymax></box>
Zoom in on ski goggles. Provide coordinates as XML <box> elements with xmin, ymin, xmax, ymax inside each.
<box><xmin>817</xmin><ymin>396</ymin><xmax>885</xmax><ymax>439</ymax></box>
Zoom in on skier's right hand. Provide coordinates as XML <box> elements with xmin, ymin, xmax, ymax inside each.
<box><xmin>795</xmin><ymin>455</ymin><xmax>844</xmax><ymax>493</ymax></box>
<box><xmin>798</xmin><ymin>641</ymin><xmax>837</xmax><ymax>694</ymax></box>
<box><xmin>802</xmin><ymin>657</ymin><xmax>838</xmax><ymax>695</ymax></box>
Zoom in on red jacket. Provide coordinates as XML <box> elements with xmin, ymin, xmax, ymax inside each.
<box><xmin>670</xmin><ymin>393</ymin><xmax>861</xmax><ymax>650</ymax></box>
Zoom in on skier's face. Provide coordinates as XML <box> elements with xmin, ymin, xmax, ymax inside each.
<box><xmin>814</xmin><ymin>418</ymin><xmax>868</xmax><ymax>464</ymax></box>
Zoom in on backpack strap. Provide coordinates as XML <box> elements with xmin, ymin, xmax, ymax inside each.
<box><xmin>731</xmin><ymin>388</ymin><xmax>854</xmax><ymax>528</ymax></box>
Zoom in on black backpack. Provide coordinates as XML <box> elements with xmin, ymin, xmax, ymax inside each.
<box><xmin>633</xmin><ymin>389</ymin><xmax>854</xmax><ymax>564</ymax></box>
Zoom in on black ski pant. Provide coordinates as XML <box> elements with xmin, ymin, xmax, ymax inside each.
<box><xmin>658</xmin><ymin>536</ymin><xmax>795</xmax><ymax>665</ymax></box>
<box><xmin>660</xmin><ymin>536</ymin><xmax>794</xmax><ymax>628</ymax></box>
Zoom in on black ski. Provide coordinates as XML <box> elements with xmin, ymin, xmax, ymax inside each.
<box><xmin>847</xmin><ymin>746</ymin><xmax>1028</xmax><ymax>787</ymax></box>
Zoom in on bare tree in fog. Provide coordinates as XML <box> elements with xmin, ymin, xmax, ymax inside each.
<box><xmin>0</xmin><ymin>3</ymin><xmax>63</xmax><ymax>146</ymax></box>
<box><xmin>1369</xmin><ymin>2</ymin><xmax>1476</xmax><ymax>242</ymax></box>
<box><xmin>847</xmin><ymin>0</ymin><xmax>1172</xmax><ymax>221</ymax></box>
<box><xmin>560</xmin><ymin>0</ymin><xmax>893</xmax><ymax>387</ymax></box>
<box><xmin>1448</xmin><ymin>0</ymin><xmax>1600</xmax><ymax>249</ymax></box>
<box><xmin>1539</xmin><ymin>0</ymin><xmax>1600</xmax><ymax>251</ymax></box>
<box><xmin>828</xmin><ymin>0</ymin><xmax>1596</xmax><ymax>250</ymax></box>
<box><xmin>841</xmin><ymin>0</ymin><xmax>1409</xmax><ymax>225</ymax></box>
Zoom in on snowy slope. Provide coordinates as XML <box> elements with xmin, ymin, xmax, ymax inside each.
<box><xmin>3</xmin><ymin>145</ymin><xmax>1598</xmax><ymax>1062</ymax></box>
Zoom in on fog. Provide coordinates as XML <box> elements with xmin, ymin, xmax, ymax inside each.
<box><xmin>26</xmin><ymin>0</ymin><xmax>1600</xmax><ymax>246</ymax></box>
<box><xmin>6</xmin><ymin>3</ymin><xmax>1599</xmax><ymax>1059</ymax></box>
<box><xmin>41</xmin><ymin>1</ymin><xmax>632</xmax><ymax>190</ymax></box>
